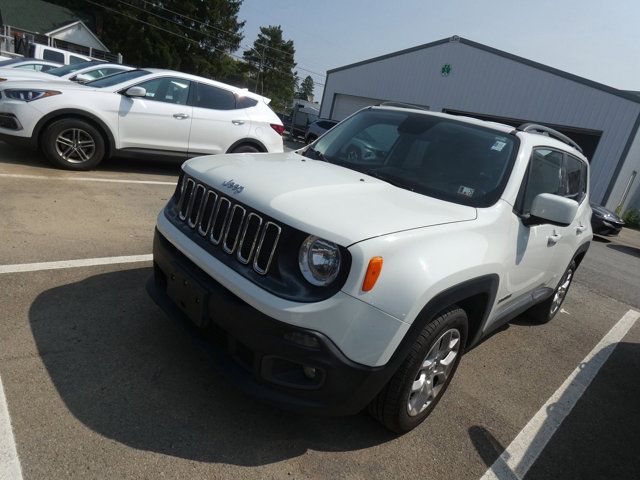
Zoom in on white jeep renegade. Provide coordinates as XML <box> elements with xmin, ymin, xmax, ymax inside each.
<box><xmin>148</xmin><ymin>105</ymin><xmax>592</xmax><ymax>433</ymax></box>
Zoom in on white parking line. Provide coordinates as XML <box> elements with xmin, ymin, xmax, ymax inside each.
<box><xmin>480</xmin><ymin>309</ymin><xmax>640</xmax><ymax>480</ymax></box>
<box><xmin>0</xmin><ymin>254</ymin><xmax>153</xmax><ymax>274</ymax></box>
<box><xmin>0</xmin><ymin>173</ymin><xmax>176</xmax><ymax>186</ymax></box>
<box><xmin>0</xmin><ymin>375</ymin><xmax>23</xmax><ymax>480</ymax></box>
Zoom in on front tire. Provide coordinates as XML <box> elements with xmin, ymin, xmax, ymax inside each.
<box><xmin>42</xmin><ymin>118</ymin><xmax>106</xmax><ymax>170</ymax></box>
<box><xmin>526</xmin><ymin>261</ymin><xmax>576</xmax><ymax>324</ymax></box>
<box><xmin>369</xmin><ymin>307</ymin><xmax>468</xmax><ymax>433</ymax></box>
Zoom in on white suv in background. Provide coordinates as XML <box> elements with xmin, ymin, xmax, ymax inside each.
<box><xmin>0</xmin><ymin>69</ymin><xmax>284</xmax><ymax>169</ymax></box>
<box><xmin>148</xmin><ymin>106</ymin><xmax>592</xmax><ymax>433</ymax></box>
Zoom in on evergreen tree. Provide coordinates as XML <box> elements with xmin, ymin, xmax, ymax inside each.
<box><xmin>48</xmin><ymin>0</ymin><xmax>245</xmax><ymax>81</ymax></box>
<box><xmin>296</xmin><ymin>75</ymin><xmax>314</xmax><ymax>100</ymax></box>
<box><xmin>243</xmin><ymin>25</ymin><xmax>296</xmax><ymax>112</ymax></box>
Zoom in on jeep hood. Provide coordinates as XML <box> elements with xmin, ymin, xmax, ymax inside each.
<box><xmin>183</xmin><ymin>152</ymin><xmax>477</xmax><ymax>246</ymax></box>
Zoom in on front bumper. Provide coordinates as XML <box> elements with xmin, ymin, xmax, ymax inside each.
<box><xmin>148</xmin><ymin>229</ymin><xmax>400</xmax><ymax>415</ymax></box>
<box><xmin>591</xmin><ymin>216</ymin><xmax>623</xmax><ymax>235</ymax></box>
<box><xmin>0</xmin><ymin>100</ymin><xmax>40</xmax><ymax>147</ymax></box>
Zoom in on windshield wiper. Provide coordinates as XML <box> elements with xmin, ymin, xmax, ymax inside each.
<box><xmin>302</xmin><ymin>146</ymin><xmax>326</xmax><ymax>161</ymax></box>
<box><xmin>365</xmin><ymin>169</ymin><xmax>415</xmax><ymax>191</ymax></box>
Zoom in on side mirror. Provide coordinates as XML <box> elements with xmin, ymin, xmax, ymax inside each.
<box><xmin>124</xmin><ymin>86</ymin><xmax>146</xmax><ymax>98</ymax></box>
<box><xmin>527</xmin><ymin>193</ymin><xmax>578</xmax><ymax>227</ymax></box>
<box><xmin>73</xmin><ymin>73</ymin><xmax>93</xmax><ymax>84</ymax></box>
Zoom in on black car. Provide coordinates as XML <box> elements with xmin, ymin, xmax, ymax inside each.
<box><xmin>591</xmin><ymin>203</ymin><xmax>624</xmax><ymax>235</ymax></box>
<box><xmin>305</xmin><ymin>119</ymin><xmax>338</xmax><ymax>144</ymax></box>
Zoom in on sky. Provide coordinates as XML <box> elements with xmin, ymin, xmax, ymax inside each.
<box><xmin>237</xmin><ymin>0</ymin><xmax>640</xmax><ymax>101</ymax></box>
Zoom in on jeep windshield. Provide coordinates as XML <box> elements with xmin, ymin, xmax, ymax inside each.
<box><xmin>304</xmin><ymin>108</ymin><xmax>519</xmax><ymax>207</ymax></box>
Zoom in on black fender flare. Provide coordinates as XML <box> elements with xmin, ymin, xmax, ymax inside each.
<box><xmin>32</xmin><ymin>109</ymin><xmax>117</xmax><ymax>153</ymax></box>
<box><xmin>355</xmin><ymin>274</ymin><xmax>499</xmax><ymax>403</ymax></box>
<box><xmin>572</xmin><ymin>240</ymin><xmax>591</xmax><ymax>266</ymax></box>
<box><xmin>226</xmin><ymin>138</ymin><xmax>268</xmax><ymax>153</ymax></box>
<box><xmin>386</xmin><ymin>274</ymin><xmax>499</xmax><ymax>367</ymax></box>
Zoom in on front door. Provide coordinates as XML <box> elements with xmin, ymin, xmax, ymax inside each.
<box><xmin>549</xmin><ymin>153</ymin><xmax>590</xmax><ymax>281</ymax></box>
<box><xmin>118</xmin><ymin>76</ymin><xmax>193</xmax><ymax>153</ymax></box>
<box><xmin>503</xmin><ymin>148</ymin><xmax>567</xmax><ymax>302</ymax></box>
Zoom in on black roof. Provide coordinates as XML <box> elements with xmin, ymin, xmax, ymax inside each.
<box><xmin>327</xmin><ymin>36</ymin><xmax>640</xmax><ymax>104</ymax></box>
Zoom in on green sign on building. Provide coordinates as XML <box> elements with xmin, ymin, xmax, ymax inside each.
<box><xmin>441</xmin><ymin>64</ymin><xmax>452</xmax><ymax>76</ymax></box>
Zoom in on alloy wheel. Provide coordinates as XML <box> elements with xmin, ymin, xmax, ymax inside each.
<box><xmin>55</xmin><ymin>128</ymin><xmax>96</xmax><ymax>164</ymax></box>
<box><xmin>550</xmin><ymin>268</ymin><xmax>573</xmax><ymax>316</ymax></box>
<box><xmin>407</xmin><ymin>328</ymin><xmax>461</xmax><ymax>417</ymax></box>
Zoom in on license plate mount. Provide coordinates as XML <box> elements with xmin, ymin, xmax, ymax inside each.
<box><xmin>166</xmin><ymin>267</ymin><xmax>208</xmax><ymax>328</ymax></box>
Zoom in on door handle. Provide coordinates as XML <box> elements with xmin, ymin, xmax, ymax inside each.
<box><xmin>576</xmin><ymin>223</ymin><xmax>586</xmax><ymax>234</ymax></box>
<box><xmin>173</xmin><ymin>113</ymin><xmax>189</xmax><ymax>119</ymax></box>
<box><xmin>547</xmin><ymin>231</ymin><xmax>562</xmax><ymax>246</ymax></box>
<box><xmin>232</xmin><ymin>120</ymin><xmax>245</xmax><ymax>125</ymax></box>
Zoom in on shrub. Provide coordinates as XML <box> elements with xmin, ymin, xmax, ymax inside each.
<box><xmin>622</xmin><ymin>209</ymin><xmax>640</xmax><ymax>229</ymax></box>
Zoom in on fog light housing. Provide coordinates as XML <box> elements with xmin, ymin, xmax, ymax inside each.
<box><xmin>303</xmin><ymin>366</ymin><xmax>317</xmax><ymax>379</ymax></box>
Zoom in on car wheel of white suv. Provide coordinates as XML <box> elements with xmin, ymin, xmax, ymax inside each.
<box><xmin>369</xmin><ymin>307</ymin><xmax>468</xmax><ymax>433</ymax></box>
<box><xmin>42</xmin><ymin>118</ymin><xmax>106</xmax><ymax>170</ymax></box>
<box><xmin>526</xmin><ymin>261</ymin><xmax>576</xmax><ymax>324</ymax></box>
<box><xmin>231</xmin><ymin>144</ymin><xmax>260</xmax><ymax>153</ymax></box>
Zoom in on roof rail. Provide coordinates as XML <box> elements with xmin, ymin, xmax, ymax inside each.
<box><xmin>378</xmin><ymin>101</ymin><xmax>429</xmax><ymax>111</ymax></box>
<box><xmin>516</xmin><ymin>123</ymin><xmax>583</xmax><ymax>153</ymax></box>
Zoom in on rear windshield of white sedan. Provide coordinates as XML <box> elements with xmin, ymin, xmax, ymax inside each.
<box><xmin>86</xmin><ymin>69</ymin><xmax>151</xmax><ymax>88</ymax></box>
<box><xmin>307</xmin><ymin>108</ymin><xmax>519</xmax><ymax>207</ymax></box>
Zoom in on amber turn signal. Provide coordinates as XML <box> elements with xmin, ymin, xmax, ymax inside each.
<box><xmin>362</xmin><ymin>257</ymin><xmax>383</xmax><ymax>292</ymax></box>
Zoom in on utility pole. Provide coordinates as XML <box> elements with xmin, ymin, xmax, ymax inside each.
<box><xmin>255</xmin><ymin>43</ymin><xmax>264</xmax><ymax>94</ymax></box>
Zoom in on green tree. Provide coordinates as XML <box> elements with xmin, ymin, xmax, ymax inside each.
<box><xmin>243</xmin><ymin>25</ymin><xmax>296</xmax><ymax>112</ymax></box>
<box><xmin>296</xmin><ymin>75</ymin><xmax>314</xmax><ymax>100</ymax></box>
<box><xmin>48</xmin><ymin>0</ymin><xmax>245</xmax><ymax>81</ymax></box>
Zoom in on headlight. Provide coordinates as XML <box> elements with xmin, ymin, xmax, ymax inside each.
<box><xmin>298</xmin><ymin>235</ymin><xmax>342</xmax><ymax>286</ymax></box>
<box><xmin>3</xmin><ymin>90</ymin><xmax>61</xmax><ymax>102</ymax></box>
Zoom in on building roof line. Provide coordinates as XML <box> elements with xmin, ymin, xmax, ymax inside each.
<box><xmin>46</xmin><ymin>20</ymin><xmax>109</xmax><ymax>52</ymax></box>
<box><xmin>326</xmin><ymin>36</ymin><xmax>640</xmax><ymax>104</ymax></box>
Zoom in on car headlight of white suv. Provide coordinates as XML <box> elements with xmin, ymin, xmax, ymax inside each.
<box><xmin>3</xmin><ymin>89</ymin><xmax>61</xmax><ymax>102</ymax></box>
<box><xmin>298</xmin><ymin>235</ymin><xmax>342</xmax><ymax>286</ymax></box>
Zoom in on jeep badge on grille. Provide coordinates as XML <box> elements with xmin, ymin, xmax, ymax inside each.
<box><xmin>222</xmin><ymin>179</ymin><xmax>244</xmax><ymax>194</ymax></box>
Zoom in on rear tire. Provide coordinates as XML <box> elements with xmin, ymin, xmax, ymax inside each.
<box><xmin>41</xmin><ymin>118</ymin><xmax>106</xmax><ymax>170</ymax></box>
<box><xmin>369</xmin><ymin>307</ymin><xmax>468</xmax><ymax>433</ymax></box>
<box><xmin>231</xmin><ymin>144</ymin><xmax>260</xmax><ymax>153</ymax></box>
<box><xmin>525</xmin><ymin>261</ymin><xmax>576</xmax><ymax>324</ymax></box>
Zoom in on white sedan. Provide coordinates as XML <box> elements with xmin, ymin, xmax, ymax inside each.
<box><xmin>0</xmin><ymin>58</ymin><xmax>62</xmax><ymax>72</ymax></box>
<box><xmin>0</xmin><ymin>60</ymin><xmax>133</xmax><ymax>84</ymax></box>
<box><xmin>0</xmin><ymin>68</ymin><xmax>284</xmax><ymax>169</ymax></box>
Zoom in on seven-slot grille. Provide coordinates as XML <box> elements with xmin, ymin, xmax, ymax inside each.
<box><xmin>176</xmin><ymin>176</ymin><xmax>282</xmax><ymax>275</ymax></box>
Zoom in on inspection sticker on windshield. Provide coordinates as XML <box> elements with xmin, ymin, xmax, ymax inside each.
<box><xmin>491</xmin><ymin>138</ymin><xmax>508</xmax><ymax>152</ymax></box>
<box><xmin>457</xmin><ymin>186</ymin><xmax>475</xmax><ymax>197</ymax></box>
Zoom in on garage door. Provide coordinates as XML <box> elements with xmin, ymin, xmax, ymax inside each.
<box><xmin>331</xmin><ymin>94</ymin><xmax>385</xmax><ymax>120</ymax></box>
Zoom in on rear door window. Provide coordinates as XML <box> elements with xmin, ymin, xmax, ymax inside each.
<box><xmin>194</xmin><ymin>83</ymin><xmax>236</xmax><ymax>110</ymax></box>
<box><xmin>564</xmin><ymin>154</ymin><xmax>587</xmax><ymax>203</ymax></box>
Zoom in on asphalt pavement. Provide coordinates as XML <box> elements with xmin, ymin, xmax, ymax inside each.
<box><xmin>0</xmin><ymin>142</ymin><xmax>638</xmax><ymax>480</ymax></box>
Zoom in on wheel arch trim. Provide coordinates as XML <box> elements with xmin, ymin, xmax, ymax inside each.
<box><xmin>226</xmin><ymin>137</ymin><xmax>268</xmax><ymax>153</ymax></box>
<box><xmin>33</xmin><ymin>109</ymin><xmax>116</xmax><ymax>153</ymax></box>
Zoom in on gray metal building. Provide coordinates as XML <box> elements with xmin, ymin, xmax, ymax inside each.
<box><xmin>320</xmin><ymin>36</ymin><xmax>640</xmax><ymax>211</ymax></box>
